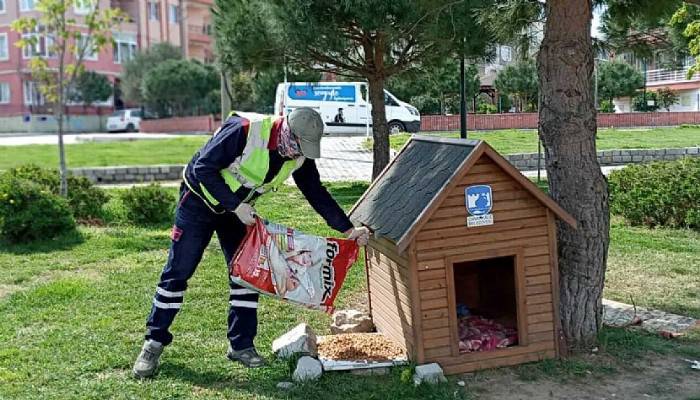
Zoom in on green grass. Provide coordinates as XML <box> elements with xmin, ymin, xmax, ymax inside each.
<box><xmin>606</xmin><ymin>218</ymin><xmax>700</xmax><ymax>318</ymax></box>
<box><xmin>1</xmin><ymin>182</ymin><xmax>698</xmax><ymax>399</ymax></box>
<box><xmin>0</xmin><ymin>136</ymin><xmax>209</xmax><ymax>170</ymax></box>
<box><xmin>368</xmin><ymin>126</ymin><xmax>700</xmax><ymax>153</ymax></box>
<box><xmin>1</xmin><ymin>126</ymin><xmax>699</xmax><ymax>170</ymax></box>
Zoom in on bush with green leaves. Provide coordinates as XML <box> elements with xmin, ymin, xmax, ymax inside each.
<box><xmin>599</xmin><ymin>99</ymin><xmax>615</xmax><ymax>113</ymax></box>
<box><xmin>608</xmin><ymin>157</ymin><xmax>700</xmax><ymax>229</ymax></box>
<box><xmin>4</xmin><ymin>165</ymin><xmax>108</xmax><ymax>221</ymax></box>
<box><xmin>0</xmin><ymin>175</ymin><xmax>76</xmax><ymax>243</ymax></box>
<box><xmin>119</xmin><ymin>184</ymin><xmax>174</xmax><ymax>225</ymax></box>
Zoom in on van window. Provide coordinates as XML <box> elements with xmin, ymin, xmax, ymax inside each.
<box><xmin>130</xmin><ymin>110</ymin><xmax>142</xmax><ymax>118</ymax></box>
<box><xmin>384</xmin><ymin>92</ymin><xmax>399</xmax><ymax>106</ymax></box>
<box><xmin>360</xmin><ymin>85</ymin><xmax>368</xmax><ymax>102</ymax></box>
<box><xmin>111</xmin><ymin>110</ymin><xmax>125</xmax><ymax>117</ymax></box>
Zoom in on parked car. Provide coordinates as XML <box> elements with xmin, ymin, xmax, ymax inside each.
<box><xmin>107</xmin><ymin>109</ymin><xmax>142</xmax><ymax>132</ymax></box>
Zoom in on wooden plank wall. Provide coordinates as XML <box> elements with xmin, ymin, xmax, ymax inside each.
<box><xmin>366</xmin><ymin>237</ymin><xmax>415</xmax><ymax>356</ymax></box>
<box><xmin>413</xmin><ymin>154</ymin><xmax>557</xmax><ymax>373</ymax></box>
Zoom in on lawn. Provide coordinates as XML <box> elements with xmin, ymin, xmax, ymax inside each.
<box><xmin>1</xmin><ymin>183</ymin><xmax>698</xmax><ymax>399</ymax></box>
<box><xmin>366</xmin><ymin>126</ymin><xmax>700</xmax><ymax>153</ymax></box>
<box><xmin>1</xmin><ymin>126</ymin><xmax>699</xmax><ymax>170</ymax></box>
<box><xmin>0</xmin><ymin>136</ymin><xmax>209</xmax><ymax>170</ymax></box>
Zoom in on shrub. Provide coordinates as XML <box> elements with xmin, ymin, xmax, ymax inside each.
<box><xmin>477</xmin><ymin>102</ymin><xmax>498</xmax><ymax>114</ymax></box>
<box><xmin>119</xmin><ymin>184</ymin><xmax>174</xmax><ymax>225</ymax></box>
<box><xmin>608</xmin><ymin>157</ymin><xmax>700</xmax><ymax>229</ymax></box>
<box><xmin>0</xmin><ymin>176</ymin><xmax>76</xmax><ymax>243</ymax></box>
<box><xmin>4</xmin><ymin>165</ymin><xmax>108</xmax><ymax>221</ymax></box>
<box><xmin>599</xmin><ymin>99</ymin><xmax>615</xmax><ymax>113</ymax></box>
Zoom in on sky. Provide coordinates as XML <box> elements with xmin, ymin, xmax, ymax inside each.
<box><xmin>592</xmin><ymin>5</ymin><xmax>605</xmax><ymax>39</ymax></box>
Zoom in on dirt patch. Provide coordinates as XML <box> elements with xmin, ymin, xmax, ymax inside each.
<box><xmin>464</xmin><ymin>356</ymin><xmax>700</xmax><ymax>400</ymax></box>
<box><xmin>0</xmin><ymin>284</ymin><xmax>22</xmax><ymax>300</ymax></box>
<box><xmin>0</xmin><ymin>269</ymin><xmax>102</xmax><ymax>301</ymax></box>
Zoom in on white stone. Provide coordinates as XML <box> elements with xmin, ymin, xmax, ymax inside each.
<box><xmin>276</xmin><ymin>381</ymin><xmax>294</xmax><ymax>390</ymax></box>
<box><xmin>272</xmin><ymin>323</ymin><xmax>318</xmax><ymax>359</ymax></box>
<box><xmin>413</xmin><ymin>363</ymin><xmax>447</xmax><ymax>385</ymax></box>
<box><xmin>292</xmin><ymin>356</ymin><xmax>323</xmax><ymax>382</ymax></box>
<box><xmin>331</xmin><ymin>310</ymin><xmax>374</xmax><ymax>334</ymax></box>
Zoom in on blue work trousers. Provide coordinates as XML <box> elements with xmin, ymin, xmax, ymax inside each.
<box><xmin>144</xmin><ymin>184</ymin><xmax>259</xmax><ymax>350</ymax></box>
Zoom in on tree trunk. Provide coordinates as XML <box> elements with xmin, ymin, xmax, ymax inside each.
<box><xmin>368</xmin><ymin>76</ymin><xmax>389</xmax><ymax>179</ymax></box>
<box><xmin>537</xmin><ymin>0</ymin><xmax>610</xmax><ymax>349</ymax></box>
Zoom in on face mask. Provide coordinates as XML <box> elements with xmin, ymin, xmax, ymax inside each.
<box><xmin>278</xmin><ymin>119</ymin><xmax>303</xmax><ymax>158</ymax></box>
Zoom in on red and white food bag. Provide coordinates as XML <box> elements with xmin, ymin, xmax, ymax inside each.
<box><xmin>230</xmin><ymin>218</ymin><xmax>359</xmax><ymax>312</ymax></box>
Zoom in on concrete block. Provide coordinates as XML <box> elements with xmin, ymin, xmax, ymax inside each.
<box><xmin>350</xmin><ymin>367</ymin><xmax>389</xmax><ymax>376</ymax></box>
<box><xmin>331</xmin><ymin>310</ymin><xmax>374</xmax><ymax>334</ymax></box>
<box><xmin>160</xmin><ymin>166</ymin><xmax>170</xmax><ymax>173</ymax></box>
<box><xmin>413</xmin><ymin>363</ymin><xmax>447</xmax><ymax>385</ymax></box>
<box><xmin>272</xmin><ymin>323</ymin><xmax>318</xmax><ymax>359</ymax></box>
<box><xmin>632</xmin><ymin>156</ymin><xmax>643</xmax><ymax>162</ymax></box>
<box><xmin>622</xmin><ymin>155</ymin><xmax>632</xmax><ymax>163</ymax></box>
<box><xmin>688</xmin><ymin>147</ymin><xmax>699</xmax><ymax>155</ymax></box>
<box><xmin>277</xmin><ymin>382</ymin><xmax>294</xmax><ymax>390</ymax></box>
<box><xmin>124</xmin><ymin>174</ymin><xmax>135</xmax><ymax>181</ymax></box>
<box><xmin>137</xmin><ymin>167</ymin><xmax>150</xmax><ymax>174</ymax></box>
<box><xmin>292</xmin><ymin>356</ymin><xmax>323</xmax><ymax>382</ymax></box>
<box><xmin>620</xmin><ymin>150</ymin><xmax>631</xmax><ymax>156</ymax></box>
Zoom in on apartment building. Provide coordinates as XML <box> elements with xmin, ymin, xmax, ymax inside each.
<box><xmin>613</xmin><ymin>51</ymin><xmax>700</xmax><ymax>113</ymax></box>
<box><xmin>0</xmin><ymin>0</ymin><xmax>213</xmax><ymax>132</ymax></box>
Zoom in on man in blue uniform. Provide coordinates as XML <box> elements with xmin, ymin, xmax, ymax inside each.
<box><xmin>132</xmin><ymin>108</ymin><xmax>369</xmax><ymax>378</ymax></box>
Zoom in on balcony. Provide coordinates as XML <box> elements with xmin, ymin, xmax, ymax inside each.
<box><xmin>188</xmin><ymin>24</ymin><xmax>212</xmax><ymax>44</ymax></box>
<box><xmin>645</xmin><ymin>66</ymin><xmax>700</xmax><ymax>86</ymax></box>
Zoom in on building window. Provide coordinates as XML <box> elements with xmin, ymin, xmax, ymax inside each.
<box><xmin>168</xmin><ymin>4</ymin><xmax>178</xmax><ymax>23</ymax></box>
<box><xmin>74</xmin><ymin>0</ymin><xmax>94</xmax><ymax>15</ymax></box>
<box><xmin>148</xmin><ymin>1</ymin><xmax>160</xmax><ymax>21</ymax></box>
<box><xmin>22</xmin><ymin>27</ymin><xmax>55</xmax><ymax>59</ymax></box>
<box><xmin>19</xmin><ymin>0</ymin><xmax>34</xmax><ymax>11</ymax></box>
<box><xmin>23</xmin><ymin>81</ymin><xmax>45</xmax><ymax>105</ymax></box>
<box><xmin>500</xmin><ymin>46</ymin><xmax>512</xmax><ymax>63</ymax></box>
<box><xmin>77</xmin><ymin>36</ymin><xmax>98</xmax><ymax>61</ymax></box>
<box><xmin>0</xmin><ymin>0</ymin><xmax>6</xmax><ymax>13</ymax></box>
<box><xmin>113</xmin><ymin>39</ymin><xmax>136</xmax><ymax>63</ymax></box>
<box><xmin>0</xmin><ymin>82</ymin><xmax>9</xmax><ymax>104</ymax></box>
<box><xmin>0</xmin><ymin>33</ymin><xmax>8</xmax><ymax>60</ymax></box>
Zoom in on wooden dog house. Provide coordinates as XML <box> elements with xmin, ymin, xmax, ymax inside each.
<box><xmin>349</xmin><ymin>136</ymin><xmax>576</xmax><ymax>375</ymax></box>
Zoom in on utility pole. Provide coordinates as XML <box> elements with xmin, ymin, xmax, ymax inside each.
<box><xmin>460</xmin><ymin>57</ymin><xmax>467</xmax><ymax>139</ymax></box>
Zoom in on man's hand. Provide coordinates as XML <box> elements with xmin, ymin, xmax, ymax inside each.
<box><xmin>234</xmin><ymin>203</ymin><xmax>257</xmax><ymax>226</ymax></box>
<box><xmin>345</xmin><ymin>226</ymin><xmax>371</xmax><ymax>246</ymax></box>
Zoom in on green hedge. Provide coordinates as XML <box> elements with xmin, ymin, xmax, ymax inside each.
<box><xmin>0</xmin><ymin>176</ymin><xmax>76</xmax><ymax>243</ymax></box>
<box><xmin>3</xmin><ymin>165</ymin><xmax>108</xmax><ymax>221</ymax></box>
<box><xmin>608</xmin><ymin>157</ymin><xmax>700</xmax><ymax>229</ymax></box>
<box><xmin>119</xmin><ymin>184</ymin><xmax>174</xmax><ymax>225</ymax></box>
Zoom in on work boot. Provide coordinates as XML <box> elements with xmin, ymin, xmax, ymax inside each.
<box><xmin>227</xmin><ymin>346</ymin><xmax>266</xmax><ymax>368</ymax></box>
<box><xmin>132</xmin><ymin>339</ymin><xmax>164</xmax><ymax>379</ymax></box>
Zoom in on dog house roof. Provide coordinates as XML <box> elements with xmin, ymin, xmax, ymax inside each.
<box><xmin>349</xmin><ymin>135</ymin><xmax>576</xmax><ymax>253</ymax></box>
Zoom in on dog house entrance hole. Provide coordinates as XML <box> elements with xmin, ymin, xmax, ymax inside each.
<box><xmin>453</xmin><ymin>255</ymin><xmax>520</xmax><ymax>353</ymax></box>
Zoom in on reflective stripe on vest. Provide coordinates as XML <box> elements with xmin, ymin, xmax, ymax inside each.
<box><xmin>198</xmin><ymin>112</ymin><xmax>303</xmax><ymax>209</ymax></box>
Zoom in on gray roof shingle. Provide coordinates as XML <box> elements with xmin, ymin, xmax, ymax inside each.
<box><xmin>349</xmin><ymin>136</ymin><xmax>478</xmax><ymax>244</ymax></box>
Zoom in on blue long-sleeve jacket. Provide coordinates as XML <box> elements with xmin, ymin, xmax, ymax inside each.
<box><xmin>183</xmin><ymin>116</ymin><xmax>354</xmax><ymax>233</ymax></box>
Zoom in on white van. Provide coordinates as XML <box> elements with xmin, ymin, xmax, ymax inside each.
<box><xmin>274</xmin><ymin>82</ymin><xmax>421</xmax><ymax>135</ymax></box>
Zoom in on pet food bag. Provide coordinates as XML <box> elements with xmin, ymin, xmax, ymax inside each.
<box><xmin>230</xmin><ymin>218</ymin><xmax>359</xmax><ymax>312</ymax></box>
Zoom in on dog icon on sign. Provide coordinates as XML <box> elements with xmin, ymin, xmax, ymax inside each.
<box><xmin>466</xmin><ymin>185</ymin><xmax>493</xmax><ymax>216</ymax></box>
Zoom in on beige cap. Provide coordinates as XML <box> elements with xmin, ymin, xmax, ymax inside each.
<box><xmin>287</xmin><ymin>107</ymin><xmax>324</xmax><ymax>159</ymax></box>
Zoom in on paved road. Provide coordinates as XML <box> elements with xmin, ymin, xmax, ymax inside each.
<box><xmin>0</xmin><ymin>132</ymin><xmax>202</xmax><ymax>146</ymax></box>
